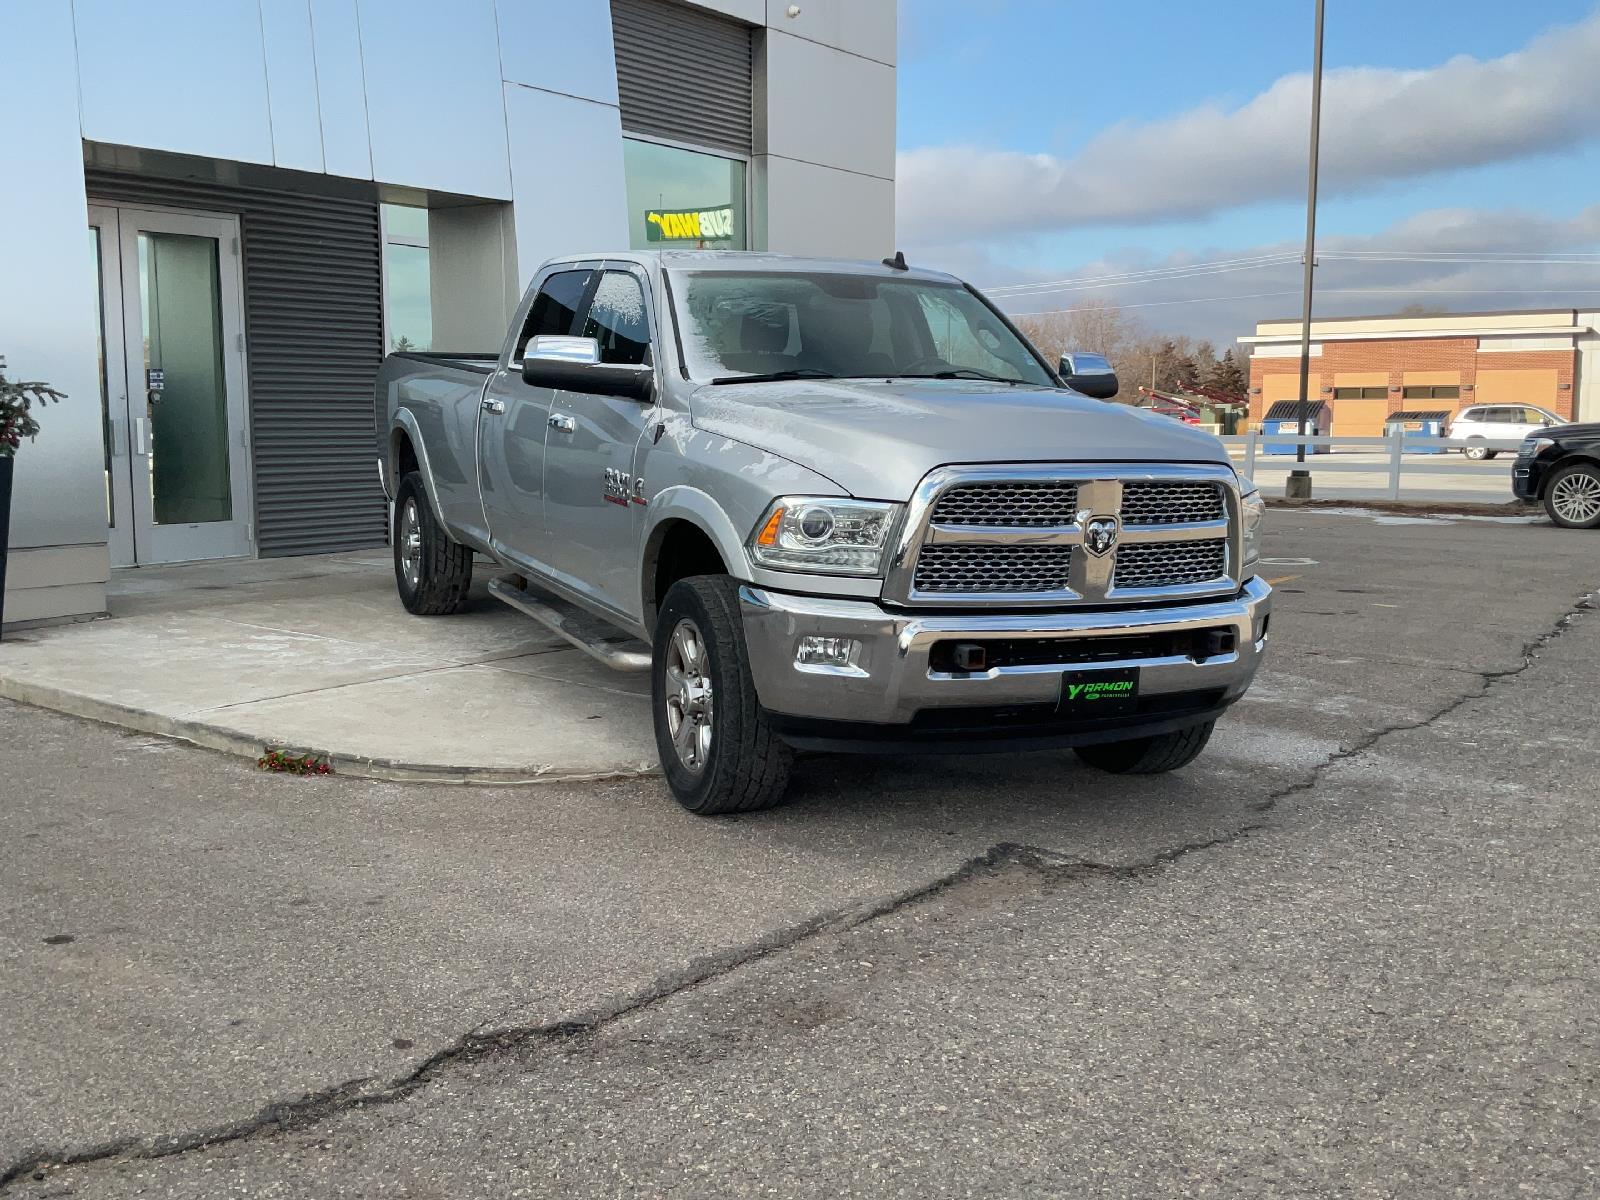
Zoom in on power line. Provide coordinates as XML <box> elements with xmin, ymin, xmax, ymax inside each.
<box><xmin>984</xmin><ymin>248</ymin><xmax>1600</xmax><ymax>297</ymax></box>
<box><xmin>1005</xmin><ymin>284</ymin><xmax>1600</xmax><ymax>318</ymax></box>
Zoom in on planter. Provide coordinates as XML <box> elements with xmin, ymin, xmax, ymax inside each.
<box><xmin>0</xmin><ymin>455</ymin><xmax>12</xmax><ymax>639</ymax></box>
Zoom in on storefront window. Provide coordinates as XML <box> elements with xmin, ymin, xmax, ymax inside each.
<box><xmin>623</xmin><ymin>139</ymin><xmax>746</xmax><ymax>251</ymax></box>
<box><xmin>381</xmin><ymin>204</ymin><xmax>431</xmax><ymax>352</ymax></box>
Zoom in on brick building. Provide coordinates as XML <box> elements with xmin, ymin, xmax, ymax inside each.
<box><xmin>1239</xmin><ymin>310</ymin><xmax>1600</xmax><ymax>435</ymax></box>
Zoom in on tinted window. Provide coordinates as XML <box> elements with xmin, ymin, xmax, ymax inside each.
<box><xmin>581</xmin><ymin>271</ymin><xmax>651</xmax><ymax>365</ymax></box>
<box><xmin>515</xmin><ymin>269</ymin><xmax>593</xmax><ymax>360</ymax></box>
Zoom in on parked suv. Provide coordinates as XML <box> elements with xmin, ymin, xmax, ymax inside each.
<box><xmin>1513</xmin><ymin>423</ymin><xmax>1600</xmax><ymax>528</ymax></box>
<box><xmin>1447</xmin><ymin>404</ymin><xmax>1563</xmax><ymax>460</ymax></box>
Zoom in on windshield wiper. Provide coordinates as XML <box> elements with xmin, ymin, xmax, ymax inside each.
<box><xmin>897</xmin><ymin>368</ymin><xmax>1026</xmax><ymax>385</ymax></box>
<box><xmin>710</xmin><ymin>368</ymin><xmax>837</xmax><ymax>385</ymax></box>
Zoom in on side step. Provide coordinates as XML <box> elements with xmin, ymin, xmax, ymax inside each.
<box><xmin>488</xmin><ymin>576</ymin><xmax>653</xmax><ymax>673</ymax></box>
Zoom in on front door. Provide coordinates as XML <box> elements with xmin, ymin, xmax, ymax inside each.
<box><xmin>477</xmin><ymin>264</ymin><xmax>597</xmax><ymax>572</ymax></box>
<box><xmin>88</xmin><ymin>204</ymin><xmax>252</xmax><ymax>566</ymax></box>
<box><xmin>541</xmin><ymin>266</ymin><xmax>660</xmax><ymax>617</ymax></box>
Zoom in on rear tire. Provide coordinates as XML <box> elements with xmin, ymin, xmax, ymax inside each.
<box><xmin>653</xmin><ymin>575</ymin><xmax>792</xmax><ymax>815</ymax></box>
<box><xmin>394</xmin><ymin>471</ymin><xmax>473</xmax><ymax>615</ymax></box>
<box><xmin>1543</xmin><ymin>462</ymin><xmax>1600</xmax><ymax>529</ymax></box>
<box><xmin>1074</xmin><ymin>721</ymin><xmax>1215</xmax><ymax>775</ymax></box>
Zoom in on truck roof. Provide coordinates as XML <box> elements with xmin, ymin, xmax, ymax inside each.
<box><xmin>535</xmin><ymin>249</ymin><xmax>962</xmax><ymax>285</ymax></box>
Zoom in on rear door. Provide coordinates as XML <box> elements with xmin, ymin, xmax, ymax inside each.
<box><xmin>540</xmin><ymin>264</ymin><xmax>661</xmax><ymax>620</ymax></box>
<box><xmin>477</xmin><ymin>265</ymin><xmax>597</xmax><ymax>568</ymax></box>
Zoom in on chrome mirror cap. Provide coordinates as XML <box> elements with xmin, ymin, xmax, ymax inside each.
<box><xmin>526</xmin><ymin>335</ymin><xmax>601</xmax><ymax>365</ymax></box>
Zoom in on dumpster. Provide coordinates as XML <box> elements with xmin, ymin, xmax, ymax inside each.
<box><xmin>1384</xmin><ymin>409</ymin><xmax>1450</xmax><ymax>454</ymax></box>
<box><xmin>1262</xmin><ymin>400</ymin><xmax>1331</xmax><ymax>455</ymax></box>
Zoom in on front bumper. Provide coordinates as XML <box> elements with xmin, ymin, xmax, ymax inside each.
<box><xmin>739</xmin><ymin>577</ymin><xmax>1272</xmax><ymax>744</ymax></box>
<box><xmin>1511</xmin><ymin>456</ymin><xmax>1546</xmax><ymax>501</ymax></box>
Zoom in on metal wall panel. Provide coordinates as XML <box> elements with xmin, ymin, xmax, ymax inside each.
<box><xmin>85</xmin><ymin>169</ymin><xmax>387</xmax><ymax>557</ymax></box>
<box><xmin>611</xmin><ymin>0</ymin><xmax>754</xmax><ymax>156</ymax></box>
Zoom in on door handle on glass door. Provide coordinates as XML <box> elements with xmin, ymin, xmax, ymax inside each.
<box><xmin>547</xmin><ymin>413</ymin><xmax>575</xmax><ymax>433</ymax></box>
<box><xmin>482</xmin><ymin>397</ymin><xmax>506</xmax><ymax>415</ymax></box>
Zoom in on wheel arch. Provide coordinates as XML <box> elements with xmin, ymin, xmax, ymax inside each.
<box><xmin>389</xmin><ymin>409</ymin><xmax>448</xmax><ymax>527</ymax></box>
<box><xmin>642</xmin><ymin>494</ymin><xmax>748</xmax><ymax>631</ymax></box>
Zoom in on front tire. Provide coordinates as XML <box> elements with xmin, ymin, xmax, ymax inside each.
<box><xmin>1074</xmin><ymin>721</ymin><xmax>1215</xmax><ymax>775</ymax></box>
<box><xmin>652</xmin><ymin>576</ymin><xmax>792</xmax><ymax>815</ymax></box>
<box><xmin>393</xmin><ymin>472</ymin><xmax>473</xmax><ymax>615</ymax></box>
<box><xmin>1544</xmin><ymin>462</ymin><xmax>1600</xmax><ymax>529</ymax></box>
<box><xmin>1463</xmin><ymin>441</ymin><xmax>1490</xmax><ymax>461</ymax></box>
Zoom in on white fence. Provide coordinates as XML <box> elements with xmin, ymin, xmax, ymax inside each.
<box><xmin>1221</xmin><ymin>433</ymin><xmax>1525</xmax><ymax>502</ymax></box>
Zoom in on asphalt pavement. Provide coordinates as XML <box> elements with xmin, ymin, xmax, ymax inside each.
<box><xmin>2</xmin><ymin>511</ymin><xmax>1596</xmax><ymax>1198</ymax></box>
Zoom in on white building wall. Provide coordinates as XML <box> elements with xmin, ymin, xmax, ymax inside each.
<box><xmin>2</xmin><ymin>2</ymin><xmax>112</xmax><ymax>624</ymax></box>
<box><xmin>1578</xmin><ymin>312</ymin><xmax>1600</xmax><ymax>422</ymax></box>
<box><xmin>755</xmin><ymin>0</ymin><xmax>896</xmax><ymax>259</ymax></box>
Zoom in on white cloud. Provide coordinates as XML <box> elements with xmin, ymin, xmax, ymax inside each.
<box><xmin>971</xmin><ymin>205</ymin><xmax>1600</xmax><ymax>346</ymax></box>
<box><xmin>897</xmin><ymin>11</ymin><xmax>1600</xmax><ymax>244</ymax></box>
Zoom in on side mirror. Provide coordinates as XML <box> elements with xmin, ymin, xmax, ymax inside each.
<box><xmin>521</xmin><ymin>335</ymin><xmax>654</xmax><ymax>402</ymax></box>
<box><xmin>1059</xmin><ymin>355</ymin><xmax>1119</xmax><ymax>400</ymax></box>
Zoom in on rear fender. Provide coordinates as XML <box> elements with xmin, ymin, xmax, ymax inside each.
<box><xmin>390</xmin><ymin>408</ymin><xmax>450</xmax><ymax>537</ymax></box>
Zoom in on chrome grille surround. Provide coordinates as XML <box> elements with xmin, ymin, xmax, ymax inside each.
<box><xmin>883</xmin><ymin>463</ymin><xmax>1241</xmax><ymax>608</ymax></box>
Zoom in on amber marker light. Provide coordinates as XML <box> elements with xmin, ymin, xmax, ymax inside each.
<box><xmin>756</xmin><ymin>506</ymin><xmax>786</xmax><ymax>546</ymax></box>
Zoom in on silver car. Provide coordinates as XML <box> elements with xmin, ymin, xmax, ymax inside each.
<box><xmin>1448</xmin><ymin>404</ymin><xmax>1564</xmax><ymax>460</ymax></box>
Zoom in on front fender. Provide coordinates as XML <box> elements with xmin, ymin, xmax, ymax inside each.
<box><xmin>643</xmin><ymin>486</ymin><xmax>754</xmax><ymax>583</ymax></box>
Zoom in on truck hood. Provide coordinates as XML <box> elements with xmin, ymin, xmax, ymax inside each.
<box><xmin>688</xmin><ymin>379</ymin><xmax>1235</xmax><ymax>499</ymax></box>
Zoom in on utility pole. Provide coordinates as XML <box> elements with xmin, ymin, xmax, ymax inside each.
<box><xmin>1288</xmin><ymin>0</ymin><xmax>1325</xmax><ymax>499</ymax></box>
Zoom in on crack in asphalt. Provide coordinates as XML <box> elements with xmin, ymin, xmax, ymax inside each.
<box><xmin>4</xmin><ymin>589</ymin><xmax>1593</xmax><ymax>1193</ymax></box>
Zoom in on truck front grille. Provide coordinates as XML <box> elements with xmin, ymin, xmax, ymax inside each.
<box><xmin>930</xmin><ymin>482</ymin><xmax>1079</xmax><ymax>527</ymax></box>
<box><xmin>914</xmin><ymin>544</ymin><xmax>1071</xmax><ymax>593</ymax></box>
<box><xmin>1112</xmin><ymin>539</ymin><xmax>1227</xmax><ymax>589</ymax></box>
<box><xmin>1120</xmin><ymin>482</ymin><xmax>1223</xmax><ymax>525</ymax></box>
<box><xmin>893</xmin><ymin>468</ymin><xmax>1238</xmax><ymax>606</ymax></box>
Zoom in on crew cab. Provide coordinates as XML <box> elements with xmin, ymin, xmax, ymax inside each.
<box><xmin>376</xmin><ymin>252</ymin><xmax>1272</xmax><ymax>814</ymax></box>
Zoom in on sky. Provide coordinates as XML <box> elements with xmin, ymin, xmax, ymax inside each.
<box><xmin>895</xmin><ymin>0</ymin><xmax>1600</xmax><ymax>347</ymax></box>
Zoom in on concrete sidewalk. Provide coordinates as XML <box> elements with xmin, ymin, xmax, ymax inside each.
<box><xmin>0</xmin><ymin>553</ymin><xmax>657</xmax><ymax>782</ymax></box>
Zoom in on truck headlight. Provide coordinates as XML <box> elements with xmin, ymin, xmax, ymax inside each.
<box><xmin>1240</xmin><ymin>483</ymin><xmax>1266</xmax><ymax>575</ymax></box>
<box><xmin>748</xmin><ymin>497</ymin><xmax>899</xmax><ymax>576</ymax></box>
<box><xmin>1520</xmin><ymin>437</ymin><xmax>1554</xmax><ymax>458</ymax></box>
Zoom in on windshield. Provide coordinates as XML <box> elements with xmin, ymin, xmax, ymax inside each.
<box><xmin>669</xmin><ymin>270</ymin><xmax>1056</xmax><ymax>387</ymax></box>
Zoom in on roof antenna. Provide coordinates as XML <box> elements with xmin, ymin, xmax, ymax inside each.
<box><xmin>882</xmin><ymin>250</ymin><xmax>908</xmax><ymax>271</ymax></box>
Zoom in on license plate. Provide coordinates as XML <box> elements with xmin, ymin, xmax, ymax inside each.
<box><xmin>1060</xmin><ymin>667</ymin><xmax>1140</xmax><ymax>715</ymax></box>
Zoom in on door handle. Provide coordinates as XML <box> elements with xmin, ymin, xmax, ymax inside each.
<box><xmin>482</xmin><ymin>397</ymin><xmax>506</xmax><ymax>415</ymax></box>
<box><xmin>134</xmin><ymin>417</ymin><xmax>150</xmax><ymax>456</ymax></box>
<box><xmin>548</xmin><ymin>413</ymin><xmax>575</xmax><ymax>434</ymax></box>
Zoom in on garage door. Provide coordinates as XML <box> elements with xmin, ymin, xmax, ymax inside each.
<box><xmin>1331</xmin><ymin>397</ymin><xmax>1388</xmax><ymax>437</ymax></box>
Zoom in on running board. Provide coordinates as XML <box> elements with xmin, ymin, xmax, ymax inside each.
<box><xmin>487</xmin><ymin>576</ymin><xmax>652</xmax><ymax>673</ymax></box>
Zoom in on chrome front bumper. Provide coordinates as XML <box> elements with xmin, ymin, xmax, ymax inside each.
<box><xmin>739</xmin><ymin>576</ymin><xmax>1272</xmax><ymax>728</ymax></box>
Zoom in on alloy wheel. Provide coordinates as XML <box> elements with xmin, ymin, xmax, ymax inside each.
<box><xmin>663</xmin><ymin>618</ymin><xmax>714</xmax><ymax>772</ymax></box>
<box><xmin>399</xmin><ymin>499</ymin><xmax>423</xmax><ymax>590</ymax></box>
<box><xmin>1551</xmin><ymin>470</ymin><xmax>1600</xmax><ymax>525</ymax></box>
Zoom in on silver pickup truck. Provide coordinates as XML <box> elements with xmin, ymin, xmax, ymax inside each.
<box><xmin>376</xmin><ymin>251</ymin><xmax>1271</xmax><ymax>814</ymax></box>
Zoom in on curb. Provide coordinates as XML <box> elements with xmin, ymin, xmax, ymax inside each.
<box><xmin>0</xmin><ymin>677</ymin><xmax>662</xmax><ymax>786</ymax></box>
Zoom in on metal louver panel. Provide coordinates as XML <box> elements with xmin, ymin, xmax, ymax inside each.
<box><xmin>85</xmin><ymin>169</ymin><xmax>386</xmax><ymax>558</ymax></box>
<box><xmin>612</xmin><ymin>0</ymin><xmax>754</xmax><ymax>157</ymax></box>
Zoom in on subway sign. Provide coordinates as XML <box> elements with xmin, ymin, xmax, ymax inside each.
<box><xmin>644</xmin><ymin>205</ymin><xmax>735</xmax><ymax>242</ymax></box>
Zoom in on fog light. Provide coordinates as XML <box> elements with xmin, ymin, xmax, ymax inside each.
<box><xmin>796</xmin><ymin>635</ymin><xmax>860</xmax><ymax>668</ymax></box>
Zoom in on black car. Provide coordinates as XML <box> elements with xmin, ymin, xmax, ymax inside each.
<box><xmin>1513</xmin><ymin>423</ymin><xmax>1600</xmax><ymax>528</ymax></box>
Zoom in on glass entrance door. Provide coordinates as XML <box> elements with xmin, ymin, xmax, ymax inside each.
<box><xmin>88</xmin><ymin>205</ymin><xmax>252</xmax><ymax>566</ymax></box>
